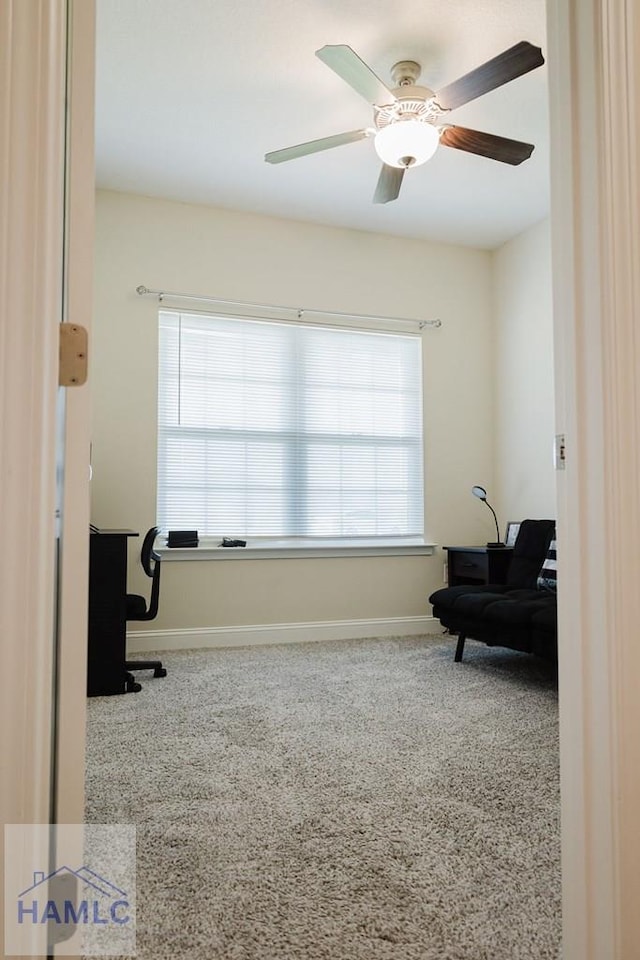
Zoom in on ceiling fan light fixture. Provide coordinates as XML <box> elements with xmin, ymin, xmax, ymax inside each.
<box><xmin>374</xmin><ymin>119</ymin><xmax>439</xmax><ymax>169</ymax></box>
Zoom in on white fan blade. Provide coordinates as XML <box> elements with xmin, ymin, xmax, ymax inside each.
<box><xmin>265</xmin><ymin>129</ymin><xmax>369</xmax><ymax>164</ymax></box>
<box><xmin>316</xmin><ymin>45</ymin><xmax>397</xmax><ymax>106</ymax></box>
<box><xmin>373</xmin><ymin>164</ymin><xmax>405</xmax><ymax>204</ymax></box>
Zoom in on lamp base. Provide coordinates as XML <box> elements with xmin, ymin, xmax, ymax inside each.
<box><xmin>486</xmin><ymin>541</ymin><xmax>506</xmax><ymax>549</ymax></box>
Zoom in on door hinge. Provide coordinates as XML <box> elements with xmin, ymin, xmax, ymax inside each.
<box><xmin>59</xmin><ymin>323</ymin><xmax>88</xmax><ymax>386</ymax></box>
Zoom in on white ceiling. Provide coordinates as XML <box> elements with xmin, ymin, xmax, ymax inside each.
<box><xmin>95</xmin><ymin>0</ymin><xmax>549</xmax><ymax>250</ymax></box>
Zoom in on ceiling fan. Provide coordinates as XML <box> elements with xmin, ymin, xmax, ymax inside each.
<box><xmin>265</xmin><ymin>42</ymin><xmax>544</xmax><ymax>204</ymax></box>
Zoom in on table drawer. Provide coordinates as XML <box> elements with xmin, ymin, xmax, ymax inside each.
<box><xmin>449</xmin><ymin>551</ymin><xmax>489</xmax><ymax>581</ymax></box>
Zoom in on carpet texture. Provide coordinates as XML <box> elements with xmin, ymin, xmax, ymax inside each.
<box><xmin>86</xmin><ymin>635</ymin><xmax>561</xmax><ymax>960</ymax></box>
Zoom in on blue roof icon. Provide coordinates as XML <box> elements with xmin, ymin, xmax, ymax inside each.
<box><xmin>19</xmin><ymin>866</ymin><xmax>127</xmax><ymax>900</ymax></box>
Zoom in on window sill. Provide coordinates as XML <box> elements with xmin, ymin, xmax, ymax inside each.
<box><xmin>158</xmin><ymin>537</ymin><xmax>436</xmax><ymax>561</ymax></box>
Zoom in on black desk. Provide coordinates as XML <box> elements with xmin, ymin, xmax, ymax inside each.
<box><xmin>88</xmin><ymin>528</ymin><xmax>138</xmax><ymax>696</ymax></box>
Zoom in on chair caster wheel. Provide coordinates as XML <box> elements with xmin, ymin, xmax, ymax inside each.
<box><xmin>154</xmin><ymin>667</ymin><xmax>167</xmax><ymax>678</ymax></box>
<box><xmin>126</xmin><ymin>678</ymin><xmax>142</xmax><ymax>693</ymax></box>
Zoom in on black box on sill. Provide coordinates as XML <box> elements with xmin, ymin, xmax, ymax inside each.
<box><xmin>167</xmin><ymin>530</ymin><xmax>199</xmax><ymax>548</ymax></box>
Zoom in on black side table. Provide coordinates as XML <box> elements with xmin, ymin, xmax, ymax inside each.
<box><xmin>444</xmin><ymin>545</ymin><xmax>513</xmax><ymax>587</ymax></box>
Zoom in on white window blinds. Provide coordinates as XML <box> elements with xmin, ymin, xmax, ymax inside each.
<box><xmin>157</xmin><ymin>310</ymin><xmax>424</xmax><ymax>540</ymax></box>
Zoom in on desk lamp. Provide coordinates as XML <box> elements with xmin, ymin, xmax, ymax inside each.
<box><xmin>471</xmin><ymin>485</ymin><xmax>504</xmax><ymax>548</ymax></box>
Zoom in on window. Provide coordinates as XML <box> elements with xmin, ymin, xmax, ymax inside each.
<box><xmin>157</xmin><ymin>310</ymin><xmax>424</xmax><ymax>544</ymax></box>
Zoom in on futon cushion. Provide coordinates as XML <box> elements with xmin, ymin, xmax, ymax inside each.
<box><xmin>430</xmin><ymin>583</ymin><xmax>512</xmax><ymax>609</ymax></box>
<box><xmin>449</xmin><ymin>588</ymin><xmax>549</xmax><ymax>631</ymax></box>
<box><xmin>481</xmin><ymin>591</ymin><xmax>551</xmax><ymax>626</ymax></box>
<box><xmin>449</xmin><ymin>589</ymin><xmax>519</xmax><ymax>618</ymax></box>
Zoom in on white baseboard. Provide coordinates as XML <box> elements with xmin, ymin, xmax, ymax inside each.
<box><xmin>127</xmin><ymin>616</ymin><xmax>444</xmax><ymax>653</ymax></box>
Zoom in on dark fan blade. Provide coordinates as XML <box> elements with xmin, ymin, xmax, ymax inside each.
<box><xmin>440</xmin><ymin>125</ymin><xmax>535</xmax><ymax>165</ymax></box>
<box><xmin>434</xmin><ymin>41</ymin><xmax>544</xmax><ymax>111</ymax></box>
<box><xmin>373</xmin><ymin>164</ymin><xmax>405</xmax><ymax>204</ymax></box>
<box><xmin>316</xmin><ymin>44</ymin><xmax>396</xmax><ymax>106</ymax></box>
<box><xmin>265</xmin><ymin>129</ymin><xmax>369</xmax><ymax>164</ymax></box>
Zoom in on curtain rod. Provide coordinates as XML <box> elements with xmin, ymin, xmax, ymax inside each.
<box><xmin>135</xmin><ymin>285</ymin><xmax>442</xmax><ymax>330</ymax></box>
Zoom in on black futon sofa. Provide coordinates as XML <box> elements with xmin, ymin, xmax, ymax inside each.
<box><xmin>429</xmin><ymin>519</ymin><xmax>557</xmax><ymax>663</ymax></box>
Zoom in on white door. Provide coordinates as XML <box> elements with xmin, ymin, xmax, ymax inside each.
<box><xmin>0</xmin><ymin>2</ymin><xmax>95</xmax><ymax>955</ymax></box>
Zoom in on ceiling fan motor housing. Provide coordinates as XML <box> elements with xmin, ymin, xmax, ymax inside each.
<box><xmin>375</xmin><ymin>84</ymin><xmax>446</xmax><ymax>131</ymax></box>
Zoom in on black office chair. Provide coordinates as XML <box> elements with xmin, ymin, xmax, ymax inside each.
<box><xmin>125</xmin><ymin>526</ymin><xmax>167</xmax><ymax>692</ymax></box>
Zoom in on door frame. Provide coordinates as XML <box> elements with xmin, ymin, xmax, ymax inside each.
<box><xmin>548</xmin><ymin>0</ymin><xmax>640</xmax><ymax>955</ymax></box>
<box><xmin>1</xmin><ymin>2</ymin><xmax>68</xmax><ymax>954</ymax></box>
<box><xmin>54</xmin><ymin>0</ymin><xmax>96</xmax><ymax>826</ymax></box>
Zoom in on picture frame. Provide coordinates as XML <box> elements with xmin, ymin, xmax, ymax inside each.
<box><xmin>505</xmin><ymin>521</ymin><xmax>521</xmax><ymax>547</ymax></box>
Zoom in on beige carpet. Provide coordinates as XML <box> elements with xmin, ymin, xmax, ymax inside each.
<box><xmin>86</xmin><ymin>635</ymin><xmax>560</xmax><ymax>959</ymax></box>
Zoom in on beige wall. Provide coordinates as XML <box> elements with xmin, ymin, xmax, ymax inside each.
<box><xmin>493</xmin><ymin>218</ymin><xmax>556</xmax><ymax>523</ymax></box>
<box><xmin>93</xmin><ymin>189</ymin><xmax>496</xmax><ymax>630</ymax></box>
